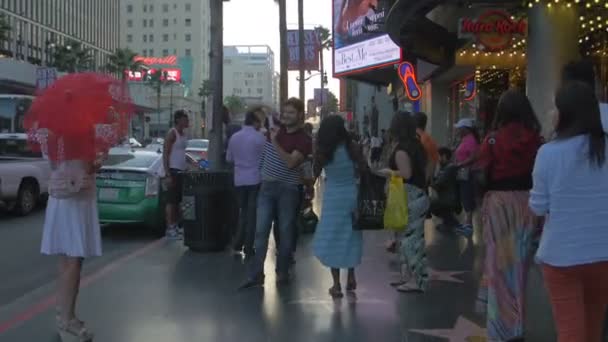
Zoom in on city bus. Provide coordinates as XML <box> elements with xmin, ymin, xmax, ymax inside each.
<box><xmin>0</xmin><ymin>95</ymin><xmax>35</xmax><ymax>134</ymax></box>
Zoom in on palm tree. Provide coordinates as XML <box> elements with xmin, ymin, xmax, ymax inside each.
<box><xmin>198</xmin><ymin>80</ymin><xmax>212</xmax><ymax>135</ymax></box>
<box><xmin>146</xmin><ymin>70</ymin><xmax>170</xmax><ymax>135</ymax></box>
<box><xmin>51</xmin><ymin>40</ymin><xmax>93</xmax><ymax>73</ymax></box>
<box><xmin>106</xmin><ymin>48</ymin><xmax>145</xmax><ymax>81</ymax></box>
<box><xmin>274</xmin><ymin>0</ymin><xmax>288</xmax><ymax>105</ymax></box>
<box><xmin>0</xmin><ymin>15</ymin><xmax>11</xmax><ymax>45</ymax></box>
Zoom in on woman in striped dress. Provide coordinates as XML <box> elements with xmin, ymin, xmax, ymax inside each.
<box><xmin>312</xmin><ymin>115</ymin><xmax>366</xmax><ymax>298</ymax></box>
<box><xmin>475</xmin><ymin>89</ymin><xmax>543</xmax><ymax>341</ymax></box>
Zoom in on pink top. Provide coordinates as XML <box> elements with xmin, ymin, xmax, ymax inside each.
<box><xmin>455</xmin><ymin>133</ymin><xmax>479</xmax><ymax>163</ymax></box>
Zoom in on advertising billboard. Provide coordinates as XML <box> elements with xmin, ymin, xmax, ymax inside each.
<box><xmin>287</xmin><ymin>30</ymin><xmax>320</xmax><ymax>71</ymax></box>
<box><xmin>126</xmin><ymin>55</ymin><xmax>187</xmax><ymax>84</ymax></box>
<box><xmin>127</xmin><ymin>68</ymin><xmax>182</xmax><ymax>82</ymax></box>
<box><xmin>333</xmin><ymin>0</ymin><xmax>401</xmax><ymax>76</ymax></box>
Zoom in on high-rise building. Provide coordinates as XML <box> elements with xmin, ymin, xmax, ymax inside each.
<box><xmin>120</xmin><ymin>0</ymin><xmax>210</xmax><ymax>98</ymax></box>
<box><xmin>0</xmin><ymin>1</ymin><xmax>120</xmax><ymax>69</ymax></box>
<box><xmin>223</xmin><ymin>45</ymin><xmax>275</xmax><ymax>108</ymax></box>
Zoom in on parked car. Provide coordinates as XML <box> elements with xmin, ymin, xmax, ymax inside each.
<box><xmin>96</xmin><ymin>147</ymin><xmax>201</xmax><ymax>235</ymax></box>
<box><xmin>0</xmin><ymin>133</ymin><xmax>51</xmax><ymax>215</ymax></box>
<box><xmin>186</xmin><ymin>139</ymin><xmax>209</xmax><ymax>161</ymax></box>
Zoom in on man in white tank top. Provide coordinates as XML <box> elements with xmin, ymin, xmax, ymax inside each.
<box><xmin>163</xmin><ymin>110</ymin><xmax>189</xmax><ymax>239</ymax></box>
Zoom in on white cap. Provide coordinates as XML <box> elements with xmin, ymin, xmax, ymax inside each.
<box><xmin>454</xmin><ymin>118</ymin><xmax>475</xmax><ymax>129</ymax></box>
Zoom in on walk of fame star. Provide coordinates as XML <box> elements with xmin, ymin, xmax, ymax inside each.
<box><xmin>409</xmin><ymin>316</ymin><xmax>487</xmax><ymax>342</ymax></box>
<box><xmin>428</xmin><ymin>268</ymin><xmax>468</xmax><ymax>283</ymax></box>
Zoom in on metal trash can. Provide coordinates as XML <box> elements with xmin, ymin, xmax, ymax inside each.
<box><xmin>180</xmin><ymin>170</ymin><xmax>237</xmax><ymax>252</ymax></box>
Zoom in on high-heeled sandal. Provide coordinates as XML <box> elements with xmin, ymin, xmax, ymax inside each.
<box><xmin>328</xmin><ymin>286</ymin><xmax>344</xmax><ymax>299</ymax></box>
<box><xmin>57</xmin><ymin>318</ymin><xmax>94</xmax><ymax>342</ymax></box>
<box><xmin>346</xmin><ymin>280</ymin><xmax>357</xmax><ymax>292</ymax></box>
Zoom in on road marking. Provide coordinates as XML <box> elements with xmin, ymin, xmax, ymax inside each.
<box><xmin>0</xmin><ymin>238</ymin><xmax>166</xmax><ymax>335</ymax></box>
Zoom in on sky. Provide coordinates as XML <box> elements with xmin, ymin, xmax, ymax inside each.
<box><xmin>223</xmin><ymin>0</ymin><xmax>340</xmax><ymax>102</ymax></box>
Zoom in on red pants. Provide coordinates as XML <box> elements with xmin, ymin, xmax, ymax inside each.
<box><xmin>542</xmin><ymin>261</ymin><xmax>608</xmax><ymax>342</ymax></box>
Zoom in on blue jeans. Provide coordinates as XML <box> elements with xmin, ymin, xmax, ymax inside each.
<box><xmin>249</xmin><ymin>181</ymin><xmax>301</xmax><ymax>279</ymax></box>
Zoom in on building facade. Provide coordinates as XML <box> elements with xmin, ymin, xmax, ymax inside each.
<box><xmin>119</xmin><ymin>0</ymin><xmax>210</xmax><ymax>98</ymax></box>
<box><xmin>223</xmin><ymin>45</ymin><xmax>276</xmax><ymax>108</ymax></box>
<box><xmin>0</xmin><ymin>0</ymin><xmax>120</xmax><ymax>73</ymax></box>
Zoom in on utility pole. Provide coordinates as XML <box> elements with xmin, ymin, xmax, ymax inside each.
<box><xmin>319</xmin><ymin>45</ymin><xmax>325</xmax><ymax>120</ymax></box>
<box><xmin>298</xmin><ymin>0</ymin><xmax>305</xmax><ymax>101</ymax></box>
<box><xmin>279</xmin><ymin>0</ymin><xmax>288</xmax><ymax>105</ymax></box>
<box><xmin>208</xmin><ymin>0</ymin><xmax>224</xmax><ymax>170</ymax></box>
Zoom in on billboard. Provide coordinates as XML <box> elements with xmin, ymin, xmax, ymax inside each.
<box><xmin>127</xmin><ymin>68</ymin><xmax>182</xmax><ymax>82</ymax></box>
<box><xmin>287</xmin><ymin>30</ymin><xmax>320</xmax><ymax>71</ymax></box>
<box><xmin>333</xmin><ymin>0</ymin><xmax>401</xmax><ymax>76</ymax></box>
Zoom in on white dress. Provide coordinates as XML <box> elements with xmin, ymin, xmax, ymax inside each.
<box><xmin>40</xmin><ymin>160</ymin><xmax>102</xmax><ymax>258</ymax></box>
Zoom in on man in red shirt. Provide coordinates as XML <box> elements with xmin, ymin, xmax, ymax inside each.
<box><xmin>240</xmin><ymin>98</ymin><xmax>312</xmax><ymax>289</ymax></box>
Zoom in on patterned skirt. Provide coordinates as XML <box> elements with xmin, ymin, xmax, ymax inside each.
<box><xmin>398</xmin><ymin>185</ymin><xmax>430</xmax><ymax>291</ymax></box>
<box><xmin>476</xmin><ymin>191</ymin><xmax>541</xmax><ymax>341</ymax></box>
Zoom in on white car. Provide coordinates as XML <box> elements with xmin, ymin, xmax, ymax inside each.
<box><xmin>0</xmin><ymin>133</ymin><xmax>51</xmax><ymax>215</ymax></box>
<box><xmin>185</xmin><ymin>139</ymin><xmax>209</xmax><ymax>161</ymax></box>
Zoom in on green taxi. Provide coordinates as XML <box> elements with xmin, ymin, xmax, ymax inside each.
<box><xmin>97</xmin><ymin>147</ymin><xmax>167</xmax><ymax>235</ymax></box>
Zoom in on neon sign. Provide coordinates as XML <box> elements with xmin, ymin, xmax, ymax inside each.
<box><xmin>459</xmin><ymin>10</ymin><xmax>527</xmax><ymax>52</ymax></box>
<box><xmin>133</xmin><ymin>55</ymin><xmax>178</xmax><ymax>66</ymax></box>
<box><xmin>463</xmin><ymin>78</ymin><xmax>476</xmax><ymax>101</ymax></box>
<box><xmin>397</xmin><ymin>62</ymin><xmax>422</xmax><ymax>101</ymax></box>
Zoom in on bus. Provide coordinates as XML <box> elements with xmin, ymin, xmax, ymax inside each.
<box><xmin>0</xmin><ymin>95</ymin><xmax>35</xmax><ymax>134</ymax></box>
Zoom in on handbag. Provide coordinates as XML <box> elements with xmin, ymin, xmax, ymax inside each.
<box><xmin>352</xmin><ymin>169</ymin><xmax>386</xmax><ymax>230</ymax></box>
<box><xmin>383</xmin><ymin>174</ymin><xmax>408</xmax><ymax>231</ymax></box>
<box><xmin>48</xmin><ymin>162</ymin><xmax>93</xmax><ymax>199</ymax></box>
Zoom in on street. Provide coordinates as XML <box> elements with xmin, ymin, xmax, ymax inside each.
<box><xmin>0</xmin><ymin>205</ymin><xmax>160</xmax><ymax>309</ymax></box>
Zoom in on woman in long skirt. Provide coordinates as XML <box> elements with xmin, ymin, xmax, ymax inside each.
<box><xmin>475</xmin><ymin>89</ymin><xmax>543</xmax><ymax>341</ymax></box>
<box><xmin>375</xmin><ymin>112</ymin><xmax>430</xmax><ymax>293</ymax></box>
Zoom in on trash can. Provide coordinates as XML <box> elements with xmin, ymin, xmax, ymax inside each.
<box><xmin>180</xmin><ymin>170</ymin><xmax>237</xmax><ymax>252</ymax></box>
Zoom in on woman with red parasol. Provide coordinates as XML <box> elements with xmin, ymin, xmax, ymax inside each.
<box><xmin>25</xmin><ymin>72</ymin><xmax>132</xmax><ymax>342</ymax></box>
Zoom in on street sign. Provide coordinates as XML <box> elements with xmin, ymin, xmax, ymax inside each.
<box><xmin>36</xmin><ymin>67</ymin><xmax>58</xmax><ymax>91</ymax></box>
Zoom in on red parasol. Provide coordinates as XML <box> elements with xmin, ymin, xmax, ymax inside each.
<box><xmin>24</xmin><ymin>72</ymin><xmax>133</xmax><ymax>162</ymax></box>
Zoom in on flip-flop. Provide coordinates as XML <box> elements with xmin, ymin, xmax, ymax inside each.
<box><xmin>390</xmin><ymin>280</ymin><xmax>407</xmax><ymax>287</ymax></box>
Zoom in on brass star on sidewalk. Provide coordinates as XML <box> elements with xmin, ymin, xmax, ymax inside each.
<box><xmin>429</xmin><ymin>268</ymin><xmax>468</xmax><ymax>283</ymax></box>
<box><xmin>409</xmin><ymin>316</ymin><xmax>487</xmax><ymax>342</ymax></box>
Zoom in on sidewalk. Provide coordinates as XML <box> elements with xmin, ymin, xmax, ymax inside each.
<box><xmin>0</xmin><ymin>218</ymin><xmax>559</xmax><ymax>342</ymax></box>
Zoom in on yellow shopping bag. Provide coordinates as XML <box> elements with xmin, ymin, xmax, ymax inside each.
<box><xmin>383</xmin><ymin>174</ymin><xmax>408</xmax><ymax>231</ymax></box>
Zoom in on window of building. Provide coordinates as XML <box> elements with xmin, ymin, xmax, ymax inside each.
<box><xmin>163</xmin><ymin>34</ymin><xmax>169</xmax><ymax>42</ymax></box>
<box><xmin>173</xmin><ymin>33</ymin><xmax>177</xmax><ymax>39</ymax></box>
<box><xmin>127</xmin><ymin>34</ymin><xmax>133</xmax><ymax>43</ymax></box>
<box><xmin>149</xmin><ymin>19</ymin><xmax>154</xmax><ymax>28</ymax></box>
<box><xmin>127</xmin><ymin>4</ymin><xmax>133</xmax><ymax>13</ymax></box>
<box><xmin>163</xmin><ymin>19</ymin><xmax>169</xmax><ymax>27</ymax></box>
<box><xmin>257</xmin><ymin>72</ymin><xmax>264</xmax><ymax>77</ymax></box>
<box><xmin>246</xmin><ymin>72</ymin><xmax>254</xmax><ymax>78</ymax></box>
<box><xmin>185</xmin><ymin>18</ymin><xmax>191</xmax><ymax>27</ymax></box>
<box><xmin>173</xmin><ymin>48</ymin><xmax>177</xmax><ymax>54</ymax></box>
<box><xmin>143</xmin><ymin>4</ymin><xmax>147</xmax><ymax>12</ymax></box>
<box><xmin>143</xmin><ymin>49</ymin><xmax>147</xmax><ymax>56</ymax></box>
<box><xmin>174</xmin><ymin>4</ymin><xmax>178</xmax><ymax>9</ymax></box>
<box><xmin>185</xmin><ymin>34</ymin><xmax>191</xmax><ymax>42</ymax></box>
<box><xmin>143</xmin><ymin>19</ymin><xmax>147</xmax><ymax>28</ymax></box>
<box><xmin>185</xmin><ymin>3</ymin><xmax>192</xmax><ymax>11</ymax></box>
<box><xmin>257</xmin><ymin>88</ymin><xmax>263</xmax><ymax>94</ymax></box>
<box><xmin>163</xmin><ymin>49</ymin><xmax>169</xmax><ymax>57</ymax></box>
<box><xmin>185</xmin><ymin>49</ymin><xmax>191</xmax><ymax>56</ymax></box>
<box><xmin>248</xmin><ymin>89</ymin><xmax>252</xmax><ymax>94</ymax></box>
<box><xmin>149</xmin><ymin>4</ymin><xmax>154</xmax><ymax>12</ymax></box>
<box><xmin>127</xmin><ymin>19</ymin><xmax>133</xmax><ymax>28</ymax></box>
<box><xmin>143</xmin><ymin>34</ymin><xmax>147</xmax><ymax>43</ymax></box>
<box><xmin>149</xmin><ymin>34</ymin><xmax>154</xmax><ymax>42</ymax></box>
<box><xmin>163</xmin><ymin>4</ymin><xmax>169</xmax><ymax>12</ymax></box>
<box><xmin>173</xmin><ymin>18</ymin><xmax>177</xmax><ymax>24</ymax></box>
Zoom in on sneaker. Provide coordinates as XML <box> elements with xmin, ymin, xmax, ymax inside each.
<box><xmin>166</xmin><ymin>227</ymin><xmax>181</xmax><ymax>240</ymax></box>
<box><xmin>455</xmin><ymin>224</ymin><xmax>473</xmax><ymax>238</ymax></box>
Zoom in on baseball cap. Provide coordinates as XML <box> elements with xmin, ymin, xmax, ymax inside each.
<box><xmin>454</xmin><ymin>118</ymin><xmax>475</xmax><ymax>129</ymax></box>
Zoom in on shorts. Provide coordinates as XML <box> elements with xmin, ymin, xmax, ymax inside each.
<box><xmin>166</xmin><ymin>168</ymin><xmax>183</xmax><ymax>205</ymax></box>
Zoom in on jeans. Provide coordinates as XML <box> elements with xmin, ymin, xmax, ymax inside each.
<box><xmin>542</xmin><ymin>261</ymin><xmax>608</xmax><ymax>342</ymax></box>
<box><xmin>249</xmin><ymin>181</ymin><xmax>301</xmax><ymax>279</ymax></box>
<box><xmin>233</xmin><ymin>184</ymin><xmax>260</xmax><ymax>255</ymax></box>
<box><xmin>272</xmin><ymin>185</ymin><xmax>304</xmax><ymax>255</ymax></box>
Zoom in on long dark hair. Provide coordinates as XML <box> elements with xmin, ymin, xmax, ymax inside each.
<box><xmin>315</xmin><ymin>115</ymin><xmax>355</xmax><ymax>168</ymax></box>
<box><xmin>389</xmin><ymin>111</ymin><xmax>418</xmax><ymax>145</ymax></box>
<box><xmin>555</xmin><ymin>81</ymin><xmax>606</xmax><ymax>167</ymax></box>
<box><xmin>493</xmin><ymin>89</ymin><xmax>541</xmax><ymax>133</ymax></box>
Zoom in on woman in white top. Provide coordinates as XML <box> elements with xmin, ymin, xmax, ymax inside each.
<box><xmin>162</xmin><ymin>110</ymin><xmax>189</xmax><ymax>239</ymax></box>
<box><xmin>530</xmin><ymin>81</ymin><xmax>608</xmax><ymax>342</ymax></box>
<box><xmin>40</xmin><ymin>138</ymin><xmax>104</xmax><ymax>341</ymax></box>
